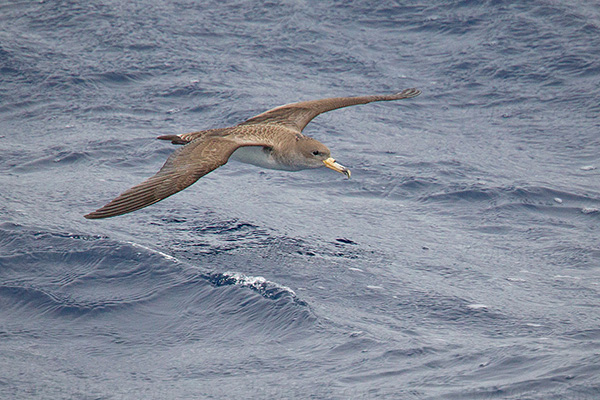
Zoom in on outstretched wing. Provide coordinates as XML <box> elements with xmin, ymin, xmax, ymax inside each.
<box><xmin>85</xmin><ymin>137</ymin><xmax>253</xmax><ymax>219</ymax></box>
<box><xmin>238</xmin><ymin>88</ymin><xmax>421</xmax><ymax>132</ymax></box>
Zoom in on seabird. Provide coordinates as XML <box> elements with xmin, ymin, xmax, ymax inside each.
<box><xmin>84</xmin><ymin>88</ymin><xmax>421</xmax><ymax>219</ymax></box>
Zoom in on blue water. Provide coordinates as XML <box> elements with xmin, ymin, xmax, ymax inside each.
<box><xmin>1</xmin><ymin>0</ymin><xmax>599</xmax><ymax>398</ymax></box>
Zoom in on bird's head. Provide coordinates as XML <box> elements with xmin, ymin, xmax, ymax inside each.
<box><xmin>296</xmin><ymin>137</ymin><xmax>351</xmax><ymax>178</ymax></box>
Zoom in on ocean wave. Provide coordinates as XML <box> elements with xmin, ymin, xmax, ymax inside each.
<box><xmin>0</xmin><ymin>223</ymin><xmax>310</xmax><ymax>325</ymax></box>
<box><xmin>206</xmin><ymin>271</ymin><xmax>307</xmax><ymax>306</ymax></box>
<box><xmin>420</xmin><ymin>184</ymin><xmax>600</xmax><ymax>216</ymax></box>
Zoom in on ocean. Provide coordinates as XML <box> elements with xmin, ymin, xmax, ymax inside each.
<box><xmin>1</xmin><ymin>0</ymin><xmax>599</xmax><ymax>398</ymax></box>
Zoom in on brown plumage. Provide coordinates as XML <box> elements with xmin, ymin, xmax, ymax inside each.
<box><xmin>84</xmin><ymin>88</ymin><xmax>421</xmax><ymax>219</ymax></box>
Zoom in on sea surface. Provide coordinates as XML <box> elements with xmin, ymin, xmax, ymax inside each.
<box><xmin>1</xmin><ymin>0</ymin><xmax>599</xmax><ymax>398</ymax></box>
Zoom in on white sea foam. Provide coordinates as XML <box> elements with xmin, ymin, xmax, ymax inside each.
<box><xmin>466</xmin><ymin>304</ymin><xmax>488</xmax><ymax>310</ymax></box>
<box><xmin>221</xmin><ymin>272</ymin><xmax>297</xmax><ymax>297</ymax></box>
<box><xmin>128</xmin><ymin>242</ymin><xmax>178</xmax><ymax>262</ymax></box>
<box><xmin>581</xmin><ymin>207</ymin><xmax>599</xmax><ymax>214</ymax></box>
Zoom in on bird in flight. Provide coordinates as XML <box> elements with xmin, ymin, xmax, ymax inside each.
<box><xmin>84</xmin><ymin>88</ymin><xmax>421</xmax><ymax>219</ymax></box>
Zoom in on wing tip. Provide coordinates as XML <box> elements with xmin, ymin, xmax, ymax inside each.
<box><xmin>395</xmin><ymin>88</ymin><xmax>422</xmax><ymax>98</ymax></box>
<box><xmin>84</xmin><ymin>210</ymin><xmax>110</xmax><ymax>219</ymax></box>
<box><xmin>84</xmin><ymin>208</ymin><xmax>135</xmax><ymax>219</ymax></box>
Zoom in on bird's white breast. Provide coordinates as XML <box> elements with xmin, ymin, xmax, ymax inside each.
<box><xmin>230</xmin><ymin>146</ymin><xmax>299</xmax><ymax>171</ymax></box>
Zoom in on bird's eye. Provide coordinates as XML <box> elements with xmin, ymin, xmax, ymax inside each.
<box><xmin>312</xmin><ymin>150</ymin><xmax>320</xmax><ymax>156</ymax></box>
